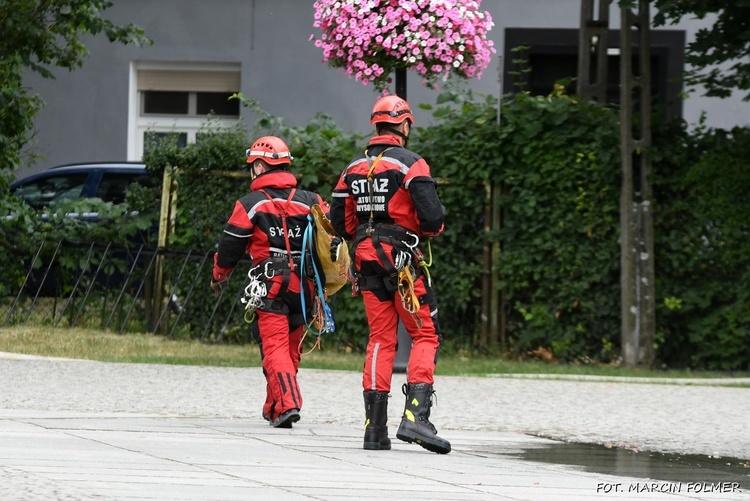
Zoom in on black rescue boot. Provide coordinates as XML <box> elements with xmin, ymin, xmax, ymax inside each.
<box><xmin>271</xmin><ymin>408</ymin><xmax>300</xmax><ymax>428</ymax></box>
<box><xmin>396</xmin><ymin>383</ymin><xmax>451</xmax><ymax>454</ymax></box>
<box><xmin>363</xmin><ymin>391</ymin><xmax>391</xmax><ymax>450</ymax></box>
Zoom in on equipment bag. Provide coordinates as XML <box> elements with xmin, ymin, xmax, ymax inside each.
<box><xmin>309</xmin><ymin>203</ymin><xmax>350</xmax><ymax>296</ymax></box>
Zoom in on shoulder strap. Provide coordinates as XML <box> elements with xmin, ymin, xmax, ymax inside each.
<box><xmin>363</xmin><ymin>147</ymin><xmax>392</xmax><ymax>236</ymax></box>
<box><xmin>259</xmin><ymin>188</ymin><xmax>297</xmax><ymax>271</ymax></box>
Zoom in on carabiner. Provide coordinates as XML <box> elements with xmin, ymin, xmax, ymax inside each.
<box><xmin>263</xmin><ymin>261</ymin><xmax>275</xmax><ymax>279</ymax></box>
<box><xmin>401</xmin><ymin>231</ymin><xmax>419</xmax><ymax>249</ymax></box>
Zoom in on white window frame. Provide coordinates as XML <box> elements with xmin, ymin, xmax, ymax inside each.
<box><xmin>127</xmin><ymin>61</ymin><xmax>241</xmax><ymax>161</ymax></box>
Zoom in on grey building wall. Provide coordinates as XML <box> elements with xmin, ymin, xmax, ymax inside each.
<box><xmin>17</xmin><ymin>0</ymin><xmax>750</xmax><ymax>178</ymax></box>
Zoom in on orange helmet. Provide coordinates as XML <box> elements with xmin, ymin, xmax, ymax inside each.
<box><xmin>246</xmin><ymin>136</ymin><xmax>293</xmax><ymax>166</ymax></box>
<box><xmin>370</xmin><ymin>95</ymin><xmax>414</xmax><ymax>126</ymax></box>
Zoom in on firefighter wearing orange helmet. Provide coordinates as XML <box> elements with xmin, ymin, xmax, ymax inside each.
<box><xmin>330</xmin><ymin>95</ymin><xmax>450</xmax><ymax>454</ymax></box>
<box><xmin>211</xmin><ymin>136</ymin><xmax>329</xmax><ymax>429</ymax></box>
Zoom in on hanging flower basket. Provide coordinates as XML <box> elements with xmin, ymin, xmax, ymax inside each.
<box><xmin>311</xmin><ymin>0</ymin><xmax>496</xmax><ymax>92</ymax></box>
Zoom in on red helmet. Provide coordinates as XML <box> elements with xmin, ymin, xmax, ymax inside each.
<box><xmin>246</xmin><ymin>136</ymin><xmax>292</xmax><ymax>166</ymax></box>
<box><xmin>370</xmin><ymin>95</ymin><xmax>414</xmax><ymax>126</ymax></box>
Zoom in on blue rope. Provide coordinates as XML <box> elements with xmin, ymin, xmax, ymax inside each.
<box><xmin>300</xmin><ymin>215</ymin><xmax>335</xmax><ymax>335</ymax></box>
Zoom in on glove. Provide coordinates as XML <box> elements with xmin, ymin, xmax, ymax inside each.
<box><xmin>210</xmin><ymin>277</ymin><xmax>229</xmax><ymax>298</ymax></box>
<box><xmin>394</xmin><ymin>250</ymin><xmax>412</xmax><ymax>271</ymax></box>
<box><xmin>330</xmin><ymin>236</ymin><xmax>342</xmax><ymax>262</ymax></box>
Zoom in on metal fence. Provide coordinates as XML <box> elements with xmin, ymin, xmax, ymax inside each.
<box><xmin>1</xmin><ymin>240</ymin><xmax>255</xmax><ymax>343</ymax></box>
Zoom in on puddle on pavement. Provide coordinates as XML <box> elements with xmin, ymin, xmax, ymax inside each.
<box><xmin>500</xmin><ymin>441</ymin><xmax>750</xmax><ymax>486</ymax></box>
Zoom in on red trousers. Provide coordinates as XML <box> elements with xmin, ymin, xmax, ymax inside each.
<box><xmin>255</xmin><ymin>273</ymin><xmax>308</xmax><ymax>421</ymax></box>
<box><xmin>356</xmin><ymin>240</ymin><xmax>443</xmax><ymax>393</ymax></box>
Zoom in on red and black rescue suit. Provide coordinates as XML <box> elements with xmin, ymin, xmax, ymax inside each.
<box><xmin>330</xmin><ymin>135</ymin><xmax>445</xmax><ymax>392</ymax></box>
<box><xmin>213</xmin><ymin>169</ymin><xmax>327</xmax><ymax>422</ymax></box>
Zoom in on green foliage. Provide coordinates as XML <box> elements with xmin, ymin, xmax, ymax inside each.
<box><xmin>1</xmin><ymin>1</ymin><xmax>152</xmax><ymax>292</ymax></box>
<box><xmin>0</xmin><ymin>66</ymin><xmax>42</xmax><ymax>188</ymax></box>
<box><xmin>229</xmin><ymin>94</ymin><xmax>366</xmax><ymax>199</ymax></box>
<box><xmin>496</xmin><ymin>91</ymin><xmax>622</xmax><ymax>360</ymax></box>
<box><xmin>410</xmin><ymin>88</ymin><xmax>496</xmax><ymax>349</ymax></box>
<box><xmin>652</xmin><ymin>0</ymin><xmax>750</xmax><ymax>100</ymax></box>
<box><xmin>413</xmin><ymin>86</ymin><xmax>621</xmax><ymax>361</ymax></box>
<box><xmin>652</xmin><ymin>118</ymin><xmax>750</xmax><ymax>370</ymax></box>
<box><xmin>0</xmin><ymin>0</ymin><xmax>151</xmax><ymax>175</ymax></box>
<box><xmin>0</xmin><ymin>191</ymin><xmax>157</xmax><ymax>300</ymax></box>
<box><xmin>143</xmin><ymin>123</ymin><xmax>251</xmax><ymax>252</ymax></box>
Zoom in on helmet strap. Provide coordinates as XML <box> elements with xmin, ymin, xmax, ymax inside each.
<box><xmin>383</xmin><ymin>124</ymin><xmax>410</xmax><ymax>147</ymax></box>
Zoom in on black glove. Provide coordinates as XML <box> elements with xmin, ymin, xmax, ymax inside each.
<box><xmin>210</xmin><ymin>277</ymin><xmax>229</xmax><ymax>298</ymax></box>
<box><xmin>330</xmin><ymin>236</ymin><xmax>342</xmax><ymax>262</ymax></box>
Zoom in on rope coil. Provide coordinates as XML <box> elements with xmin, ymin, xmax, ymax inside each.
<box><xmin>300</xmin><ymin>214</ymin><xmax>336</xmax><ymax>337</ymax></box>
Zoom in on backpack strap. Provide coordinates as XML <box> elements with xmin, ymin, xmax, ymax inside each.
<box><xmin>259</xmin><ymin>188</ymin><xmax>297</xmax><ymax>272</ymax></box>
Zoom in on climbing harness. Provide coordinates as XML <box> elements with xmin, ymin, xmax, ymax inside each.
<box><xmin>399</xmin><ymin>240</ymin><xmax>434</xmax><ymax>329</ymax></box>
<box><xmin>354</xmin><ymin>147</ymin><xmax>437</xmax><ymax>329</ymax></box>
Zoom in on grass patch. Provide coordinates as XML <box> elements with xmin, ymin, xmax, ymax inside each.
<box><xmin>0</xmin><ymin>326</ymin><xmax>263</xmax><ymax>367</ymax></box>
<box><xmin>1</xmin><ymin>326</ymin><xmax>748</xmax><ymax>384</ymax></box>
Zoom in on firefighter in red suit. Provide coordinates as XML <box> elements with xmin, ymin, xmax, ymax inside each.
<box><xmin>210</xmin><ymin>136</ymin><xmax>328</xmax><ymax>429</ymax></box>
<box><xmin>330</xmin><ymin>95</ymin><xmax>451</xmax><ymax>454</ymax></box>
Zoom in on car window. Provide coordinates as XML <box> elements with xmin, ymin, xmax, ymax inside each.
<box><xmin>96</xmin><ymin>173</ymin><xmax>147</xmax><ymax>204</ymax></box>
<box><xmin>12</xmin><ymin>173</ymin><xmax>89</xmax><ymax>210</ymax></box>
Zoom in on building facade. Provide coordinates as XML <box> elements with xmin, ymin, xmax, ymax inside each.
<box><xmin>18</xmin><ymin>0</ymin><xmax>750</xmax><ymax>177</ymax></box>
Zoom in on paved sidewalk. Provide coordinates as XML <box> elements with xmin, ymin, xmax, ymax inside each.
<box><xmin>0</xmin><ymin>355</ymin><xmax>748</xmax><ymax>500</ymax></box>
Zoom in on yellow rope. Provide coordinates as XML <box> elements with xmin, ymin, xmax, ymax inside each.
<box><xmin>397</xmin><ymin>265</ymin><xmax>422</xmax><ymax>328</ymax></box>
<box><xmin>299</xmin><ymin>328</ymin><xmax>322</xmax><ymax>356</ymax></box>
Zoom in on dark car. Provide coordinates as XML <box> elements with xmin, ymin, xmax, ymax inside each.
<box><xmin>9</xmin><ymin>161</ymin><xmax>152</xmax><ymax>210</ymax></box>
<box><xmin>7</xmin><ymin>162</ymin><xmax>158</xmax><ymax>296</ymax></box>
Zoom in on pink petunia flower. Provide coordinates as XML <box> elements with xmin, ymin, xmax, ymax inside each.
<box><xmin>311</xmin><ymin>0</ymin><xmax>495</xmax><ymax>91</ymax></box>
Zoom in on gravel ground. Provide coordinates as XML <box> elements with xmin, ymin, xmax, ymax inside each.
<box><xmin>1</xmin><ymin>353</ymin><xmax>748</xmax><ymax>461</ymax></box>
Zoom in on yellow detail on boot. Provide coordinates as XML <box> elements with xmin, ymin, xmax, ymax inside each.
<box><xmin>404</xmin><ymin>409</ymin><xmax>416</xmax><ymax>422</ymax></box>
<box><xmin>364</xmin><ymin>418</ymin><xmax>370</xmax><ymax>429</ymax></box>
<box><xmin>411</xmin><ymin>397</ymin><xmax>420</xmax><ymax>406</ymax></box>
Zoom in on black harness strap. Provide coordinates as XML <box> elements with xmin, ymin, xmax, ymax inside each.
<box><xmin>352</xmin><ymin>223</ymin><xmax>420</xmax><ymax>293</ymax></box>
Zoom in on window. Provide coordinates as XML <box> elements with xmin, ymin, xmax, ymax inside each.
<box><xmin>503</xmin><ymin>28</ymin><xmax>685</xmax><ymax>120</ymax></box>
<box><xmin>141</xmin><ymin>91</ymin><xmax>239</xmax><ymax>117</ymax></box>
<box><xmin>143</xmin><ymin>91</ymin><xmax>189</xmax><ymax>115</ymax></box>
<box><xmin>95</xmin><ymin>173</ymin><xmax>148</xmax><ymax>205</ymax></box>
<box><xmin>12</xmin><ymin>174</ymin><xmax>89</xmax><ymax>210</ymax></box>
<box><xmin>129</xmin><ymin>63</ymin><xmax>241</xmax><ymax>161</ymax></box>
<box><xmin>143</xmin><ymin>132</ymin><xmax>189</xmax><ymax>155</ymax></box>
<box><xmin>197</xmin><ymin>92</ymin><xmax>240</xmax><ymax>116</ymax></box>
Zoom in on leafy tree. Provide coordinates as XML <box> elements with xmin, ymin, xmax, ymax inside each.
<box><xmin>0</xmin><ymin>0</ymin><xmax>151</xmax><ymax>299</ymax></box>
<box><xmin>651</xmin><ymin>0</ymin><xmax>750</xmax><ymax>100</ymax></box>
<box><xmin>0</xmin><ymin>0</ymin><xmax>151</xmax><ymax>189</ymax></box>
